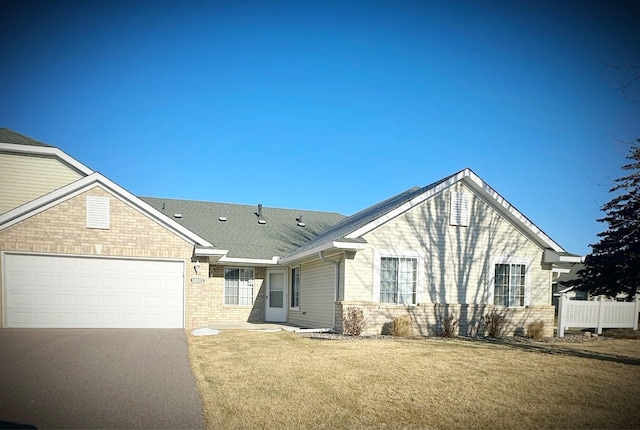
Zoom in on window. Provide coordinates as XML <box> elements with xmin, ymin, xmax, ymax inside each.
<box><xmin>494</xmin><ymin>263</ymin><xmax>526</xmax><ymax>307</ymax></box>
<box><xmin>290</xmin><ymin>267</ymin><xmax>300</xmax><ymax>308</ymax></box>
<box><xmin>224</xmin><ymin>268</ymin><xmax>254</xmax><ymax>305</ymax></box>
<box><xmin>86</xmin><ymin>196</ymin><xmax>110</xmax><ymax>229</ymax></box>
<box><xmin>450</xmin><ymin>191</ymin><xmax>470</xmax><ymax>227</ymax></box>
<box><xmin>380</xmin><ymin>257</ymin><xmax>417</xmax><ymax>304</ymax></box>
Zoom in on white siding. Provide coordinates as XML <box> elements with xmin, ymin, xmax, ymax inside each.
<box><xmin>0</xmin><ymin>153</ymin><xmax>83</xmax><ymax>214</ymax></box>
<box><xmin>344</xmin><ymin>183</ymin><xmax>550</xmax><ymax>306</ymax></box>
<box><xmin>287</xmin><ymin>259</ymin><xmax>336</xmax><ymax>328</ymax></box>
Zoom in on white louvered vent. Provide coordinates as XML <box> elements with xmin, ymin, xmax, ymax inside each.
<box><xmin>86</xmin><ymin>196</ymin><xmax>110</xmax><ymax>229</ymax></box>
<box><xmin>450</xmin><ymin>191</ymin><xmax>470</xmax><ymax>227</ymax></box>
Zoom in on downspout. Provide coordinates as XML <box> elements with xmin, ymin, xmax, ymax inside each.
<box><xmin>319</xmin><ymin>251</ymin><xmax>340</xmax><ymax>331</ymax></box>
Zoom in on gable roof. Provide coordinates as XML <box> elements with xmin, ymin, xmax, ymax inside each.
<box><xmin>140</xmin><ymin>197</ymin><xmax>346</xmax><ymax>262</ymax></box>
<box><xmin>0</xmin><ymin>173</ymin><xmax>213</xmax><ymax>247</ymax></box>
<box><xmin>281</xmin><ymin>168</ymin><xmax>567</xmax><ymax>263</ymax></box>
<box><xmin>0</xmin><ymin>128</ymin><xmax>51</xmax><ymax>147</ymax></box>
<box><xmin>0</xmin><ymin>128</ymin><xmax>93</xmax><ymax>176</ymax></box>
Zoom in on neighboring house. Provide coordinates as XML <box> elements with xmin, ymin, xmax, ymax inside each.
<box><xmin>552</xmin><ymin>263</ymin><xmax>588</xmax><ymax>310</ymax></box>
<box><xmin>0</xmin><ymin>129</ymin><xmax>580</xmax><ymax>336</ymax></box>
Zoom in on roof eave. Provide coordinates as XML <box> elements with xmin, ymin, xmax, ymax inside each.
<box><xmin>544</xmin><ymin>249</ymin><xmax>584</xmax><ymax>264</ymax></box>
<box><xmin>280</xmin><ymin>240</ymin><xmax>367</xmax><ymax>265</ymax></box>
<box><xmin>0</xmin><ymin>142</ymin><xmax>94</xmax><ymax>176</ymax></box>
<box><xmin>0</xmin><ymin>172</ymin><xmax>214</xmax><ymax>247</ymax></box>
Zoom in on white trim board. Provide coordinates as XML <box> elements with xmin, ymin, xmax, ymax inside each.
<box><xmin>0</xmin><ymin>172</ymin><xmax>213</xmax><ymax>247</ymax></box>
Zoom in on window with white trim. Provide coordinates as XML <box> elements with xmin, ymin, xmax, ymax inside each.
<box><xmin>450</xmin><ymin>191</ymin><xmax>470</xmax><ymax>227</ymax></box>
<box><xmin>290</xmin><ymin>267</ymin><xmax>300</xmax><ymax>308</ymax></box>
<box><xmin>380</xmin><ymin>257</ymin><xmax>417</xmax><ymax>305</ymax></box>
<box><xmin>224</xmin><ymin>267</ymin><xmax>255</xmax><ymax>305</ymax></box>
<box><xmin>494</xmin><ymin>263</ymin><xmax>526</xmax><ymax>307</ymax></box>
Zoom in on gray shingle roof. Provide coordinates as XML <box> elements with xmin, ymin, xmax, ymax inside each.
<box><xmin>142</xmin><ymin>172</ymin><xmax>459</xmax><ymax>261</ymax></box>
<box><xmin>0</xmin><ymin>128</ymin><xmax>51</xmax><ymax>147</ymax></box>
<box><xmin>140</xmin><ymin>197</ymin><xmax>346</xmax><ymax>259</ymax></box>
<box><xmin>286</xmin><ymin>172</ymin><xmax>458</xmax><ymax>258</ymax></box>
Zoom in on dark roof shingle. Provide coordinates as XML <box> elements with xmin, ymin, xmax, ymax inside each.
<box><xmin>0</xmin><ymin>128</ymin><xmax>52</xmax><ymax>147</ymax></box>
<box><xmin>140</xmin><ymin>197</ymin><xmax>346</xmax><ymax>259</ymax></box>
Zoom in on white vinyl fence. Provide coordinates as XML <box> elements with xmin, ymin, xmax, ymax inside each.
<box><xmin>557</xmin><ymin>295</ymin><xmax>640</xmax><ymax>337</ymax></box>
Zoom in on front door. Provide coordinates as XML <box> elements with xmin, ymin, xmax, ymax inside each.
<box><xmin>265</xmin><ymin>269</ymin><xmax>287</xmax><ymax>322</ymax></box>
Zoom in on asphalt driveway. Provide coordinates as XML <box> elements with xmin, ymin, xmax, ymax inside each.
<box><xmin>0</xmin><ymin>329</ymin><xmax>204</xmax><ymax>429</ymax></box>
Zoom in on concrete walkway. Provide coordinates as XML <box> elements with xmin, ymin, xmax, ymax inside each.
<box><xmin>0</xmin><ymin>329</ymin><xmax>204</xmax><ymax>429</ymax></box>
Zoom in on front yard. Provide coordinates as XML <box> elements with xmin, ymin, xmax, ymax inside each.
<box><xmin>189</xmin><ymin>331</ymin><xmax>640</xmax><ymax>429</ymax></box>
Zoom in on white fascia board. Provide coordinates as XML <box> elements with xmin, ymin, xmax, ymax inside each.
<box><xmin>0</xmin><ymin>142</ymin><xmax>94</xmax><ymax>176</ymax></box>
<box><xmin>345</xmin><ymin>170</ymin><xmax>468</xmax><ymax>239</ymax></box>
<box><xmin>195</xmin><ymin>248</ymin><xmax>229</xmax><ymax>257</ymax></box>
<box><xmin>333</xmin><ymin>241</ymin><xmax>367</xmax><ymax>250</ymax></box>
<box><xmin>0</xmin><ymin>173</ymin><xmax>214</xmax><ymax>247</ymax></box>
<box><xmin>345</xmin><ymin>168</ymin><xmax>567</xmax><ymax>254</ymax></box>
<box><xmin>280</xmin><ymin>240</ymin><xmax>366</xmax><ymax>265</ymax></box>
<box><xmin>464</xmin><ymin>170</ymin><xmax>566</xmax><ymax>253</ymax></box>
<box><xmin>217</xmin><ymin>256</ymin><xmax>281</xmax><ymax>265</ymax></box>
<box><xmin>544</xmin><ymin>249</ymin><xmax>584</xmax><ymax>264</ymax></box>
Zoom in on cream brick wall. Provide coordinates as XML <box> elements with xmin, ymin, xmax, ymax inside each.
<box><xmin>204</xmin><ymin>265</ymin><xmax>266</xmax><ymax>324</ymax></box>
<box><xmin>336</xmin><ymin>301</ymin><xmax>555</xmax><ymax>337</ymax></box>
<box><xmin>0</xmin><ymin>185</ymin><xmax>217</xmax><ymax>329</ymax></box>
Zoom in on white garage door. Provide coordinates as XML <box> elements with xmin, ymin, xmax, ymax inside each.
<box><xmin>4</xmin><ymin>254</ymin><xmax>184</xmax><ymax>328</ymax></box>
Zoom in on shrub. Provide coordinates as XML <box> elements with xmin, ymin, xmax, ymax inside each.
<box><xmin>482</xmin><ymin>309</ymin><xmax>507</xmax><ymax>338</ymax></box>
<box><xmin>391</xmin><ymin>315</ymin><xmax>413</xmax><ymax>337</ymax></box>
<box><xmin>526</xmin><ymin>320</ymin><xmax>545</xmax><ymax>341</ymax></box>
<box><xmin>342</xmin><ymin>307</ymin><xmax>366</xmax><ymax>336</ymax></box>
<box><xmin>440</xmin><ymin>315</ymin><xmax>459</xmax><ymax>338</ymax></box>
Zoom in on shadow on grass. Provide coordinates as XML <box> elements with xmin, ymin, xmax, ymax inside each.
<box><xmin>464</xmin><ymin>337</ymin><xmax>640</xmax><ymax>367</ymax></box>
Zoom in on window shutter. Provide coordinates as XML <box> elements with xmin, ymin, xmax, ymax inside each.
<box><xmin>450</xmin><ymin>191</ymin><xmax>470</xmax><ymax>227</ymax></box>
<box><xmin>86</xmin><ymin>196</ymin><xmax>110</xmax><ymax>229</ymax></box>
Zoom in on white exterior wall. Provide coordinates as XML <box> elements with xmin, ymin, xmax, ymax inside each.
<box><xmin>287</xmin><ymin>258</ymin><xmax>336</xmax><ymax>328</ymax></box>
<box><xmin>344</xmin><ymin>183</ymin><xmax>550</xmax><ymax>306</ymax></box>
<box><xmin>0</xmin><ymin>153</ymin><xmax>83</xmax><ymax>214</ymax></box>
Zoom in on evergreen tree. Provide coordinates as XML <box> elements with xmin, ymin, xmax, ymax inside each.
<box><xmin>577</xmin><ymin>141</ymin><xmax>640</xmax><ymax>299</ymax></box>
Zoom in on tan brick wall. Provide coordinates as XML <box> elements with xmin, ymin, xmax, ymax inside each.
<box><xmin>204</xmin><ymin>265</ymin><xmax>265</xmax><ymax>324</ymax></box>
<box><xmin>0</xmin><ymin>185</ymin><xmax>221</xmax><ymax>329</ymax></box>
<box><xmin>336</xmin><ymin>301</ymin><xmax>555</xmax><ymax>337</ymax></box>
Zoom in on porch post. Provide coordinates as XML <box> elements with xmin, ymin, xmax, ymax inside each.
<box><xmin>634</xmin><ymin>295</ymin><xmax>639</xmax><ymax>331</ymax></box>
<box><xmin>557</xmin><ymin>294</ymin><xmax>566</xmax><ymax>338</ymax></box>
<box><xmin>597</xmin><ymin>295</ymin><xmax>605</xmax><ymax>335</ymax></box>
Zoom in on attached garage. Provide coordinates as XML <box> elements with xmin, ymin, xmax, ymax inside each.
<box><xmin>4</xmin><ymin>253</ymin><xmax>185</xmax><ymax>328</ymax></box>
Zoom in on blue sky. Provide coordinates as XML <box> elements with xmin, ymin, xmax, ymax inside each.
<box><xmin>1</xmin><ymin>0</ymin><xmax>639</xmax><ymax>255</ymax></box>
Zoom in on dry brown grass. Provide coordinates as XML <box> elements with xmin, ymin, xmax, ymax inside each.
<box><xmin>189</xmin><ymin>331</ymin><xmax>640</xmax><ymax>429</ymax></box>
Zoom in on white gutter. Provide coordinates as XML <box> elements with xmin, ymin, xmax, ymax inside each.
<box><xmin>280</xmin><ymin>240</ymin><xmax>366</xmax><ymax>264</ymax></box>
<box><xmin>319</xmin><ymin>251</ymin><xmax>341</xmax><ymax>331</ymax></box>
<box><xmin>217</xmin><ymin>256</ymin><xmax>281</xmax><ymax>265</ymax></box>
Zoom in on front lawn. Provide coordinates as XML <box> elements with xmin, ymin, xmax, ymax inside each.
<box><xmin>189</xmin><ymin>331</ymin><xmax>640</xmax><ymax>429</ymax></box>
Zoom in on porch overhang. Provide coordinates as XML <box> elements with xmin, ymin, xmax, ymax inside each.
<box><xmin>279</xmin><ymin>238</ymin><xmax>367</xmax><ymax>265</ymax></box>
<box><xmin>544</xmin><ymin>249</ymin><xmax>584</xmax><ymax>264</ymax></box>
<box><xmin>194</xmin><ymin>246</ymin><xmax>229</xmax><ymax>261</ymax></box>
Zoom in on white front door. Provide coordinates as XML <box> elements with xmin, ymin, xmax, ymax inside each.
<box><xmin>265</xmin><ymin>269</ymin><xmax>287</xmax><ymax>322</ymax></box>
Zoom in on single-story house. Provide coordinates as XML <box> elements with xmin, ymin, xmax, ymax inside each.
<box><xmin>0</xmin><ymin>128</ymin><xmax>581</xmax><ymax>336</ymax></box>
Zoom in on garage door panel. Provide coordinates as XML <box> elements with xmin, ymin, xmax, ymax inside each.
<box><xmin>4</xmin><ymin>254</ymin><xmax>184</xmax><ymax>328</ymax></box>
<box><xmin>35</xmin><ymin>294</ymin><xmax>55</xmax><ymax>306</ymax></box>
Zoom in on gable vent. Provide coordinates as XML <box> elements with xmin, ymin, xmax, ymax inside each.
<box><xmin>450</xmin><ymin>191</ymin><xmax>470</xmax><ymax>227</ymax></box>
<box><xmin>86</xmin><ymin>196</ymin><xmax>110</xmax><ymax>229</ymax></box>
